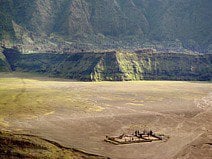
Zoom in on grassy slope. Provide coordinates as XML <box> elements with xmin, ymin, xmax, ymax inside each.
<box><xmin>0</xmin><ymin>130</ymin><xmax>107</xmax><ymax>159</ymax></box>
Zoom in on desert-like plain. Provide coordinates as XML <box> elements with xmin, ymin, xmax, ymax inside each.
<box><xmin>0</xmin><ymin>73</ymin><xmax>211</xmax><ymax>159</ymax></box>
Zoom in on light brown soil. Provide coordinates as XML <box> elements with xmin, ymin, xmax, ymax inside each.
<box><xmin>1</xmin><ymin>73</ymin><xmax>211</xmax><ymax>159</ymax></box>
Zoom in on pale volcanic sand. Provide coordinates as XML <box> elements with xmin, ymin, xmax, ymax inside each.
<box><xmin>0</xmin><ymin>73</ymin><xmax>211</xmax><ymax>159</ymax></box>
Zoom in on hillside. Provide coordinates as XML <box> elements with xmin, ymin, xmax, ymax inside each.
<box><xmin>0</xmin><ymin>131</ymin><xmax>107</xmax><ymax>159</ymax></box>
<box><xmin>0</xmin><ymin>47</ymin><xmax>10</xmax><ymax>72</ymax></box>
<box><xmin>3</xmin><ymin>48</ymin><xmax>212</xmax><ymax>81</ymax></box>
<box><xmin>0</xmin><ymin>0</ymin><xmax>211</xmax><ymax>53</ymax></box>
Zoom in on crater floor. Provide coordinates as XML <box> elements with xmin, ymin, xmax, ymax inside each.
<box><xmin>0</xmin><ymin>73</ymin><xmax>211</xmax><ymax>159</ymax></box>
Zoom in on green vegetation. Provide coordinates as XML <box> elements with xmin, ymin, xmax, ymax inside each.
<box><xmin>0</xmin><ymin>130</ymin><xmax>107</xmax><ymax>159</ymax></box>
<box><xmin>3</xmin><ymin>48</ymin><xmax>212</xmax><ymax>81</ymax></box>
<box><xmin>0</xmin><ymin>0</ymin><xmax>15</xmax><ymax>41</ymax></box>
<box><xmin>0</xmin><ymin>0</ymin><xmax>211</xmax><ymax>52</ymax></box>
<box><xmin>116</xmin><ymin>51</ymin><xmax>143</xmax><ymax>80</ymax></box>
<box><xmin>91</xmin><ymin>52</ymin><xmax>123</xmax><ymax>81</ymax></box>
<box><xmin>0</xmin><ymin>48</ymin><xmax>10</xmax><ymax>72</ymax></box>
<box><xmin>117</xmin><ymin>51</ymin><xmax>212</xmax><ymax>81</ymax></box>
<box><xmin>0</xmin><ymin>75</ymin><xmax>104</xmax><ymax>127</ymax></box>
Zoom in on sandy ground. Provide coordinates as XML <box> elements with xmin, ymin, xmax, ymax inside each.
<box><xmin>0</xmin><ymin>73</ymin><xmax>211</xmax><ymax>159</ymax></box>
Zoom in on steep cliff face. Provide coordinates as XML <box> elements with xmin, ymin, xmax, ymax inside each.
<box><xmin>91</xmin><ymin>52</ymin><xmax>123</xmax><ymax>81</ymax></box>
<box><xmin>0</xmin><ymin>0</ymin><xmax>211</xmax><ymax>52</ymax></box>
<box><xmin>116</xmin><ymin>52</ymin><xmax>212</xmax><ymax>81</ymax></box>
<box><xmin>0</xmin><ymin>48</ymin><xmax>10</xmax><ymax>72</ymax></box>
<box><xmin>3</xmin><ymin>48</ymin><xmax>122</xmax><ymax>81</ymax></box>
<box><xmin>3</xmin><ymin>49</ymin><xmax>212</xmax><ymax>81</ymax></box>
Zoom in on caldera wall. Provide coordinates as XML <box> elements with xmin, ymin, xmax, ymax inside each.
<box><xmin>0</xmin><ymin>48</ymin><xmax>11</xmax><ymax>72</ymax></box>
<box><xmin>116</xmin><ymin>52</ymin><xmax>212</xmax><ymax>81</ymax></box>
<box><xmin>2</xmin><ymin>48</ymin><xmax>212</xmax><ymax>81</ymax></box>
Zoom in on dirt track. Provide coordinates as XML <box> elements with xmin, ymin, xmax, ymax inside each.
<box><xmin>1</xmin><ymin>74</ymin><xmax>211</xmax><ymax>159</ymax></box>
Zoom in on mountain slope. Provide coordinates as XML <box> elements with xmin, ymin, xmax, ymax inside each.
<box><xmin>0</xmin><ymin>0</ymin><xmax>211</xmax><ymax>52</ymax></box>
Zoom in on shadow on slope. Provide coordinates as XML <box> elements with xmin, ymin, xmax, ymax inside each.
<box><xmin>0</xmin><ymin>130</ymin><xmax>109</xmax><ymax>159</ymax></box>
